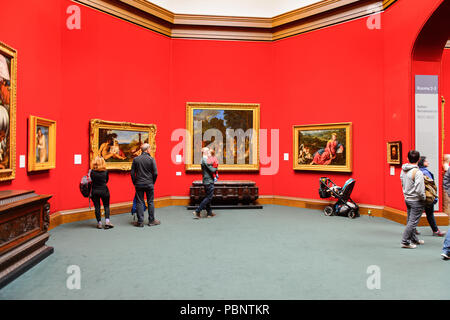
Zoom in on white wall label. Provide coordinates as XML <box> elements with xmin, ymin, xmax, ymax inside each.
<box><xmin>176</xmin><ymin>171</ymin><xmax>182</xmax><ymax>176</ymax></box>
<box><xmin>283</xmin><ymin>153</ymin><xmax>289</xmax><ymax>161</ymax></box>
<box><xmin>19</xmin><ymin>155</ymin><xmax>25</xmax><ymax>168</ymax></box>
<box><xmin>176</xmin><ymin>155</ymin><xmax>182</xmax><ymax>163</ymax></box>
<box><xmin>74</xmin><ymin>154</ymin><xmax>82</xmax><ymax>165</ymax></box>
<box><xmin>390</xmin><ymin>166</ymin><xmax>395</xmax><ymax>176</ymax></box>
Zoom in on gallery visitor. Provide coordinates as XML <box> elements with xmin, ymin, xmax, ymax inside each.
<box><xmin>90</xmin><ymin>156</ymin><xmax>113</xmax><ymax>229</ymax></box>
<box><xmin>130</xmin><ymin>143</ymin><xmax>159</xmax><ymax>227</ymax></box>
<box><xmin>193</xmin><ymin>147</ymin><xmax>217</xmax><ymax>219</ymax></box>
<box><xmin>400</xmin><ymin>150</ymin><xmax>426</xmax><ymax>249</ymax></box>
<box><xmin>418</xmin><ymin>156</ymin><xmax>445</xmax><ymax>236</ymax></box>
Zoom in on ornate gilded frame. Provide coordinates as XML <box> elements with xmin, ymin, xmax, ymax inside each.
<box><xmin>0</xmin><ymin>42</ymin><xmax>17</xmax><ymax>181</ymax></box>
<box><xmin>90</xmin><ymin>119</ymin><xmax>157</xmax><ymax>171</ymax></box>
<box><xmin>185</xmin><ymin>102</ymin><xmax>260</xmax><ymax>172</ymax></box>
<box><xmin>293</xmin><ymin>122</ymin><xmax>353</xmax><ymax>172</ymax></box>
<box><xmin>28</xmin><ymin>116</ymin><xmax>56</xmax><ymax>171</ymax></box>
<box><xmin>387</xmin><ymin>141</ymin><xmax>402</xmax><ymax>165</ymax></box>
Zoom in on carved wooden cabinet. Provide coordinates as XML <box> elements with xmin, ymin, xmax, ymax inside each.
<box><xmin>188</xmin><ymin>180</ymin><xmax>262</xmax><ymax>209</ymax></box>
<box><xmin>0</xmin><ymin>190</ymin><xmax>54</xmax><ymax>288</ymax></box>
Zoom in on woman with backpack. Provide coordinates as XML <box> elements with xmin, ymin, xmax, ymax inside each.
<box><xmin>91</xmin><ymin>156</ymin><xmax>114</xmax><ymax>229</ymax></box>
<box><xmin>418</xmin><ymin>156</ymin><xmax>445</xmax><ymax>236</ymax></box>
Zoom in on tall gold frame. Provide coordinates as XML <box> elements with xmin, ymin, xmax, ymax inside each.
<box><xmin>185</xmin><ymin>102</ymin><xmax>260</xmax><ymax>172</ymax></box>
<box><xmin>90</xmin><ymin>119</ymin><xmax>157</xmax><ymax>171</ymax></box>
<box><xmin>293</xmin><ymin>122</ymin><xmax>353</xmax><ymax>172</ymax></box>
<box><xmin>28</xmin><ymin>116</ymin><xmax>56</xmax><ymax>171</ymax></box>
<box><xmin>0</xmin><ymin>42</ymin><xmax>17</xmax><ymax>181</ymax></box>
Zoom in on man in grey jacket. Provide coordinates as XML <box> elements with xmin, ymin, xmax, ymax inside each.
<box><xmin>400</xmin><ymin>150</ymin><xmax>426</xmax><ymax>248</ymax></box>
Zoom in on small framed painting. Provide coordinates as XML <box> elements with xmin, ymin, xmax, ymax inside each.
<box><xmin>293</xmin><ymin>122</ymin><xmax>353</xmax><ymax>172</ymax></box>
<box><xmin>28</xmin><ymin>116</ymin><xmax>56</xmax><ymax>171</ymax></box>
<box><xmin>387</xmin><ymin>141</ymin><xmax>402</xmax><ymax>165</ymax></box>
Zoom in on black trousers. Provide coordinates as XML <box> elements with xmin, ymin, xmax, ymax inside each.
<box><xmin>135</xmin><ymin>184</ymin><xmax>155</xmax><ymax>223</ymax></box>
<box><xmin>424</xmin><ymin>203</ymin><xmax>439</xmax><ymax>232</ymax></box>
<box><xmin>196</xmin><ymin>183</ymin><xmax>214</xmax><ymax>215</ymax></box>
<box><xmin>91</xmin><ymin>188</ymin><xmax>110</xmax><ymax>222</ymax></box>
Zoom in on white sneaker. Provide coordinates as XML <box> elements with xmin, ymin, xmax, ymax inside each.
<box><xmin>413</xmin><ymin>240</ymin><xmax>425</xmax><ymax>245</ymax></box>
<box><xmin>441</xmin><ymin>253</ymin><xmax>450</xmax><ymax>260</ymax></box>
<box><xmin>401</xmin><ymin>243</ymin><xmax>417</xmax><ymax>249</ymax></box>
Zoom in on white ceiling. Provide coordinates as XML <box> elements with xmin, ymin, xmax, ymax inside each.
<box><xmin>148</xmin><ymin>0</ymin><xmax>323</xmax><ymax>18</ymax></box>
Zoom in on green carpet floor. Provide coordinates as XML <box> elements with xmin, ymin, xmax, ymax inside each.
<box><xmin>1</xmin><ymin>205</ymin><xmax>449</xmax><ymax>300</ymax></box>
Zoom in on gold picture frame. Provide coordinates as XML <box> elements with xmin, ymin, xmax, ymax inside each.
<box><xmin>0</xmin><ymin>42</ymin><xmax>17</xmax><ymax>181</ymax></box>
<box><xmin>293</xmin><ymin>122</ymin><xmax>353</xmax><ymax>172</ymax></box>
<box><xmin>28</xmin><ymin>116</ymin><xmax>56</xmax><ymax>171</ymax></box>
<box><xmin>185</xmin><ymin>102</ymin><xmax>260</xmax><ymax>172</ymax></box>
<box><xmin>387</xmin><ymin>141</ymin><xmax>402</xmax><ymax>165</ymax></box>
<box><xmin>90</xmin><ymin>119</ymin><xmax>157</xmax><ymax>171</ymax></box>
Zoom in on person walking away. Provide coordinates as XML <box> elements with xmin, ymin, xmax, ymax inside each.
<box><xmin>193</xmin><ymin>147</ymin><xmax>217</xmax><ymax>219</ymax></box>
<box><xmin>418</xmin><ymin>156</ymin><xmax>445</xmax><ymax>236</ymax></box>
<box><xmin>131</xmin><ymin>143</ymin><xmax>160</xmax><ymax>227</ymax></box>
<box><xmin>91</xmin><ymin>156</ymin><xmax>113</xmax><ymax>229</ymax></box>
<box><xmin>400</xmin><ymin>150</ymin><xmax>426</xmax><ymax>248</ymax></box>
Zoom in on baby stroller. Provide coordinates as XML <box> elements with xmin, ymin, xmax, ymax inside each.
<box><xmin>318</xmin><ymin>177</ymin><xmax>360</xmax><ymax>219</ymax></box>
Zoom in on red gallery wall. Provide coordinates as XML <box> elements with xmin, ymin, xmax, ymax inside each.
<box><xmin>272</xmin><ymin>16</ymin><xmax>385</xmax><ymax>206</ymax></box>
<box><xmin>0</xmin><ymin>0</ymin><xmax>448</xmax><ymax>215</ymax></box>
<box><xmin>383</xmin><ymin>0</ymin><xmax>446</xmax><ymax>211</ymax></box>
<box><xmin>0</xmin><ymin>0</ymin><xmax>62</xmax><ymax>212</ymax></box>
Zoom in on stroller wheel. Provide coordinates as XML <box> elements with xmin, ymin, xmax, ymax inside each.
<box><xmin>324</xmin><ymin>206</ymin><xmax>334</xmax><ymax>216</ymax></box>
<box><xmin>348</xmin><ymin>210</ymin><xmax>356</xmax><ymax>219</ymax></box>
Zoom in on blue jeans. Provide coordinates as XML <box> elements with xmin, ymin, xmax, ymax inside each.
<box><xmin>196</xmin><ymin>183</ymin><xmax>214</xmax><ymax>215</ymax></box>
<box><xmin>443</xmin><ymin>231</ymin><xmax>450</xmax><ymax>255</ymax></box>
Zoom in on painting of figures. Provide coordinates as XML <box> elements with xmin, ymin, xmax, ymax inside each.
<box><xmin>293</xmin><ymin>123</ymin><xmax>352</xmax><ymax>172</ymax></box>
<box><xmin>186</xmin><ymin>103</ymin><xmax>260</xmax><ymax>171</ymax></box>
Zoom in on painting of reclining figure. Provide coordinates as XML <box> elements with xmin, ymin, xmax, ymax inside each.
<box><xmin>90</xmin><ymin>119</ymin><xmax>157</xmax><ymax>171</ymax></box>
<box><xmin>293</xmin><ymin>122</ymin><xmax>352</xmax><ymax>172</ymax></box>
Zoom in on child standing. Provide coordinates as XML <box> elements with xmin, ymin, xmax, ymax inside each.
<box><xmin>208</xmin><ymin>149</ymin><xmax>219</xmax><ymax>182</ymax></box>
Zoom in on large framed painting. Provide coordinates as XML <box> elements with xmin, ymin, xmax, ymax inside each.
<box><xmin>28</xmin><ymin>116</ymin><xmax>56</xmax><ymax>171</ymax></box>
<box><xmin>293</xmin><ymin>122</ymin><xmax>353</xmax><ymax>172</ymax></box>
<box><xmin>387</xmin><ymin>141</ymin><xmax>402</xmax><ymax>165</ymax></box>
<box><xmin>90</xmin><ymin>119</ymin><xmax>157</xmax><ymax>171</ymax></box>
<box><xmin>0</xmin><ymin>42</ymin><xmax>17</xmax><ymax>181</ymax></box>
<box><xmin>185</xmin><ymin>102</ymin><xmax>260</xmax><ymax>171</ymax></box>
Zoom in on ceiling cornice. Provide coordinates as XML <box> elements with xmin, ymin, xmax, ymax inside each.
<box><xmin>73</xmin><ymin>0</ymin><xmax>397</xmax><ymax>41</ymax></box>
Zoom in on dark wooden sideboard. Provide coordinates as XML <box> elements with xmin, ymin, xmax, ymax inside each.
<box><xmin>0</xmin><ymin>190</ymin><xmax>54</xmax><ymax>289</ymax></box>
<box><xmin>188</xmin><ymin>180</ymin><xmax>262</xmax><ymax>209</ymax></box>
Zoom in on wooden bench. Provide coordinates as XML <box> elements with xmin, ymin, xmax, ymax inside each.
<box><xmin>188</xmin><ymin>180</ymin><xmax>262</xmax><ymax>209</ymax></box>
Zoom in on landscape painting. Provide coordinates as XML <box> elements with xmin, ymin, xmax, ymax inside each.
<box><xmin>186</xmin><ymin>103</ymin><xmax>260</xmax><ymax>171</ymax></box>
<box><xmin>293</xmin><ymin>123</ymin><xmax>352</xmax><ymax>172</ymax></box>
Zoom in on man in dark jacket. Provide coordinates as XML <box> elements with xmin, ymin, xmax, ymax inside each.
<box><xmin>131</xmin><ymin>143</ymin><xmax>159</xmax><ymax>227</ymax></box>
<box><xmin>193</xmin><ymin>147</ymin><xmax>217</xmax><ymax>219</ymax></box>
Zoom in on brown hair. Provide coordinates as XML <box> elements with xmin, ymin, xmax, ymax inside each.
<box><xmin>92</xmin><ymin>156</ymin><xmax>107</xmax><ymax>171</ymax></box>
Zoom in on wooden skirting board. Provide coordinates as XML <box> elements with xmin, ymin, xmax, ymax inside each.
<box><xmin>73</xmin><ymin>0</ymin><xmax>397</xmax><ymax>41</ymax></box>
<box><xmin>49</xmin><ymin>195</ymin><xmax>449</xmax><ymax>230</ymax></box>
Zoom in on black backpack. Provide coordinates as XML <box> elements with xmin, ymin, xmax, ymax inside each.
<box><xmin>80</xmin><ymin>170</ymin><xmax>92</xmax><ymax>198</ymax></box>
